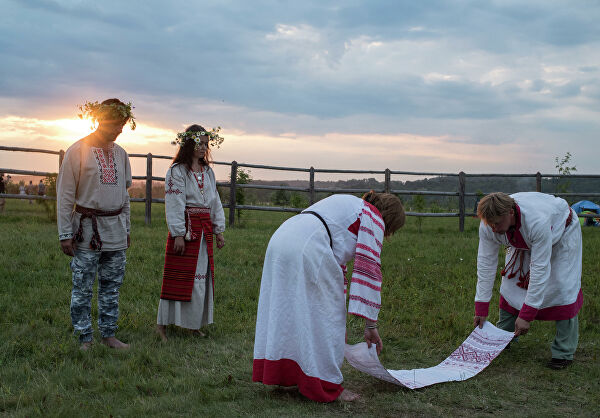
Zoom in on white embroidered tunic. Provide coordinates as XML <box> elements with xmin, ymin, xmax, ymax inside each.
<box><xmin>57</xmin><ymin>139</ymin><xmax>131</xmax><ymax>251</ymax></box>
<box><xmin>475</xmin><ymin>192</ymin><xmax>583</xmax><ymax>321</ymax></box>
<box><xmin>157</xmin><ymin>163</ymin><xmax>225</xmax><ymax>330</ymax></box>
<box><xmin>164</xmin><ymin>163</ymin><xmax>225</xmax><ymax>236</ymax></box>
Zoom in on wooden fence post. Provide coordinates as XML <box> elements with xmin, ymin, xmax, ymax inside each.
<box><xmin>309</xmin><ymin>167</ymin><xmax>315</xmax><ymax>205</ymax></box>
<box><xmin>59</xmin><ymin>150</ymin><xmax>65</xmax><ymax>168</ymax></box>
<box><xmin>458</xmin><ymin>171</ymin><xmax>466</xmax><ymax>232</ymax></box>
<box><xmin>229</xmin><ymin>161</ymin><xmax>238</xmax><ymax>227</ymax></box>
<box><xmin>384</xmin><ymin>168</ymin><xmax>391</xmax><ymax>193</ymax></box>
<box><xmin>145</xmin><ymin>153</ymin><xmax>152</xmax><ymax>226</ymax></box>
<box><xmin>536</xmin><ymin>172</ymin><xmax>542</xmax><ymax>192</ymax></box>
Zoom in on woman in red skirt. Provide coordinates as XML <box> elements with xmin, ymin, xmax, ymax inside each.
<box><xmin>156</xmin><ymin>124</ymin><xmax>226</xmax><ymax>341</ymax></box>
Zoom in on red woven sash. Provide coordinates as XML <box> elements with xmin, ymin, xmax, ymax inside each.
<box><xmin>160</xmin><ymin>207</ymin><xmax>214</xmax><ymax>302</ymax></box>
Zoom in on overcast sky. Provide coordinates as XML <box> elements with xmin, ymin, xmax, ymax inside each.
<box><xmin>1</xmin><ymin>0</ymin><xmax>599</xmax><ymax>180</ymax></box>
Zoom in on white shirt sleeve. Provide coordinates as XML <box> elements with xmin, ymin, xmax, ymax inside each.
<box><xmin>523</xmin><ymin>222</ymin><xmax>553</xmax><ymax>309</ymax></box>
<box><xmin>124</xmin><ymin>151</ymin><xmax>132</xmax><ymax>234</ymax></box>
<box><xmin>56</xmin><ymin>145</ymin><xmax>80</xmax><ymax>241</ymax></box>
<box><xmin>475</xmin><ymin>221</ymin><xmax>501</xmax><ymax>304</ymax></box>
<box><xmin>207</xmin><ymin>167</ymin><xmax>226</xmax><ymax>234</ymax></box>
<box><xmin>165</xmin><ymin>165</ymin><xmax>187</xmax><ymax>237</ymax></box>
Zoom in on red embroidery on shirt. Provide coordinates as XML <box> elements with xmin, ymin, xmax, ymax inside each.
<box><xmin>356</xmin><ymin>243</ymin><xmax>380</xmax><ymax>259</ymax></box>
<box><xmin>353</xmin><ymin>254</ymin><xmax>382</xmax><ymax>281</ymax></box>
<box><xmin>362</xmin><ymin>208</ymin><xmax>384</xmax><ymax>232</ymax></box>
<box><xmin>166</xmin><ymin>178</ymin><xmax>183</xmax><ymax>195</ymax></box>
<box><xmin>359</xmin><ymin>226</ymin><xmax>382</xmax><ymax>249</ymax></box>
<box><xmin>349</xmin><ymin>295</ymin><xmax>381</xmax><ymax>309</ymax></box>
<box><xmin>92</xmin><ymin>147</ymin><xmax>118</xmax><ymax>185</ymax></box>
<box><xmin>351</xmin><ymin>278</ymin><xmax>382</xmax><ymax>291</ymax></box>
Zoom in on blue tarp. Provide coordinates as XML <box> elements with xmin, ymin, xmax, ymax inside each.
<box><xmin>571</xmin><ymin>200</ymin><xmax>600</xmax><ymax>214</ymax></box>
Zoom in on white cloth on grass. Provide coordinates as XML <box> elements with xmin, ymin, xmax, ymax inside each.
<box><xmin>344</xmin><ymin>321</ymin><xmax>513</xmax><ymax>389</ymax></box>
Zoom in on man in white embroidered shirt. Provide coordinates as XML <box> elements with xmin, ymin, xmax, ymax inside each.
<box><xmin>57</xmin><ymin>98</ymin><xmax>134</xmax><ymax>350</ymax></box>
<box><xmin>473</xmin><ymin>192</ymin><xmax>583</xmax><ymax>370</ymax></box>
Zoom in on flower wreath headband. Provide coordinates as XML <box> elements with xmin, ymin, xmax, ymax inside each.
<box><xmin>172</xmin><ymin>127</ymin><xmax>225</xmax><ymax>149</ymax></box>
<box><xmin>77</xmin><ymin>100</ymin><xmax>137</xmax><ymax>131</ymax></box>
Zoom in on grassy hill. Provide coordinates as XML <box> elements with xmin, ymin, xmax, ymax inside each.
<box><xmin>1</xmin><ymin>200</ymin><xmax>598</xmax><ymax>416</ymax></box>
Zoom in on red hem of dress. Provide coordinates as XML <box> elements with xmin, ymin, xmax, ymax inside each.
<box><xmin>499</xmin><ymin>289</ymin><xmax>583</xmax><ymax>321</ymax></box>
<box><xmin>252</xmin><ymin>358</ymin><xmax>343</xmax><ymax>402</ymax></box>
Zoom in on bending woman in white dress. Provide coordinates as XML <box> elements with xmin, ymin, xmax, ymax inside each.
<box><xmin>156</xmin><ymin>124</ymin><xmax>226</xmax><ymax>341</ymax></box>
<box><xmin>253</xmin><ymin>192</ymin><xmax>405</xmax><ymax>402</ymax></box>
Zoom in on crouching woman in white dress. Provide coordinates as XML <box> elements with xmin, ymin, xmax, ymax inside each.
<box><xmin>253</xmin><ymin>191</ymin><xmax>405</xmax><ymax>402</ymax></box>
<box><xmin>156</xmin><ymin>124</ymin><xmax>226</xmax><ymax>341</ymax></box>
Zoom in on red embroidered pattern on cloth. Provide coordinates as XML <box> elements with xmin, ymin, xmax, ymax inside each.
<box><xmin>441</xmin><ymin>328</ymin><xmax>507</xmax><ymax>372</ymax></box>
<box><xmin>356</xmin><ymin>243</ymin><xmax>380</xmax><ymax>259</ymax></box>
<box><xmin>166</xmin><ymin>178</ymin><xmax>182</xmax><ymax>195</ymax></box>
<box><xmin>362</xmin><ymin>208</ymin><xmax>384</xmax><ymax>232</ymax></box>
<box><xmin>349</xmin><ymin>295</ymin><xmax>381</xmax><ymax>309</ymax></box>
<box><xmin>193</xmin><ymin>169</ymin><xmax>204</xmax><ymax>191</ymax></box>
<box><xmin>92</xmin><ymin>147</ymin><xmax>117</xmax><ymax>185</ymax></box>
<box><xmin>359</xmin><ymin>226</ymin><xmax>382</xmax><ymax>249</ymax></box>
<box><xmin>353</xmin><ymin>254</ymin><xmax>382</xmax><ymax>282</ymax></box>
<box><xmin>187</xmin><ymin>207</ymin><xmax>210</xmax><ymax>214</ymax></box>
<box><xmin>351</xmin><ymin>278</ymin><xmax>381</xmax><ymax>291</ymax></box>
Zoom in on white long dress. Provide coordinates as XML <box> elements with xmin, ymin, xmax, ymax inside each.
<box><xmin>156</xmin><ymin>163</ymin><xmax>225</xmax><ymax>329</ymax></box>
<box><xmin>253</xmin><ymin>194</ymin><xmax>385</xmax><ymax>402</ymax></box>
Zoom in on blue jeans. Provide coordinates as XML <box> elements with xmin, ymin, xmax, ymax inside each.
<box><xmin>70</xmin><ymin>249</ymin><xmax>126</xmax><ymax>342</ymax></box>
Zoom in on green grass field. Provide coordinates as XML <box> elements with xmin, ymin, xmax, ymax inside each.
<box><xmin>1</xmin><ymin>200</ymin><xmax>598</xmax><ymax>417</ymax></box>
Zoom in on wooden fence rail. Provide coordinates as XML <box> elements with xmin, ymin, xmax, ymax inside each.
<box><xmin>2</xmin><ymin>145</ymin><xmax>600</xmax><ymax>231</ymax></box>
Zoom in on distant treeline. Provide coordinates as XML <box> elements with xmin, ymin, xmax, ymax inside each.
<box><xmin>128</xmin><ymin>175</ymin><xmax>600</xmax><ymax>212</ymax></box>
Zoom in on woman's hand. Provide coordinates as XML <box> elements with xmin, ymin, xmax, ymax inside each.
<box><xmin>216</xmin><ymin>233</ymin><xmax>225</xmax><ymax>249</ymax></box>
<box><xmin>364</xmin><ymin>327</ymin><xmax>383</xmax><ymax>355</ymax></box>
<box><xmin>473</xmin><ymin>315</ymin><xmax>487</xmax><ymax>329</ymax></box>
<box><xmin>173</xmin><ymin>236</ymin><xmax>186</xmax><ymax>254</ymax></box>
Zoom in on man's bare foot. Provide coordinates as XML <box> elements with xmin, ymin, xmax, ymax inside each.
<box><xmin>101</xmin><ymin>336</ymin><xmax>130</xmax><ymax>349</ymax></box>
<box><xmin>191</xmin><ymin>329</ymin><xmax>206</xmax><ymax>337</ymax></box>
<box><xmin>156</xmin><ymin>325</ymin><xmax>168</xmax><ymax>342</ymax></box>
<box><xmin>338</xmin><ymin>389</ymin><xmax>360</xmax><ymax>402</ymax></box>
<box><xmin>80</xmin><ymin>341</ymin><xmax>93</xmax><ymax>351</ymax></box>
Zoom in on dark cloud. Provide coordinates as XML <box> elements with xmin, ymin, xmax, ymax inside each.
<box><xmin>1</xmin><ymin>0</ymin><xmax>599</xmax><ymax>142</ymax></box>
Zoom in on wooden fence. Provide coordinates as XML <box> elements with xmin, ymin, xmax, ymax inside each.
<box><xmin>2</xmin><ymin>145</ymin><xmax>600</xmax><ymax>231</ymax></box>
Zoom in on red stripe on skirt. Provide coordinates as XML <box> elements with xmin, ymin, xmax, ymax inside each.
<box><xmin>160</xmin><ymin>209</ymin><xmax>214</xmax><ymax>301</ymax></box>
<box><xmin>252</xmin><ymin>358</ymin><xmax>343</xmax><ymax>402</ymax></box>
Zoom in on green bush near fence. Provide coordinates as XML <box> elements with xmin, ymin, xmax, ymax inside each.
<box><xmin>1</xmin><ymin>200</ymin><xmax>599</xmax><ymax>417</ymax></box>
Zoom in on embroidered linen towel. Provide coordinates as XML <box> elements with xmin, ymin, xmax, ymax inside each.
<box><xmin>344</xmin><ymin>321</ymin><xmax>513</xmax><ymax>389</ymax></box>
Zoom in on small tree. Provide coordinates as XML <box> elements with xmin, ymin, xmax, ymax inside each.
<box><xmin>290</xmin><ymin>192</ymin><xmax>308</xmax><ymax>209</ymax></box>
<box><xmin>271</xmin><ymin>186</ymin><xmax>290</xmax><ymax>206</ymax></box>
<box><xmin>37</xmin><ymin>174</ymin><xmax>57</xmax><ymax>221</ymax></box>
<box><xmin>413</xmin><ymin>195</ymin><xmax>425</xmax><ymax>232</ymax></box>
<box><xmin>232</xmin><ymin>168</ymin><xmax>252</xmax><ymax>222</ymax></box>
<box><xmin>555</xmin><ymin>152</ymin><xmax>577</xmax><ymax>194</ymax></box>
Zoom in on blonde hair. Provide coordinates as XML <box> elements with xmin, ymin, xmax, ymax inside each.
<box><xmin>362</xmin><ymin>191</ymin><xmax>406</xmax><ymax>237</ymax></box>
<box><xmin>477</xmin><ymin>192</ymin><xmax>515</xmax><ymax>224</ymax></box>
